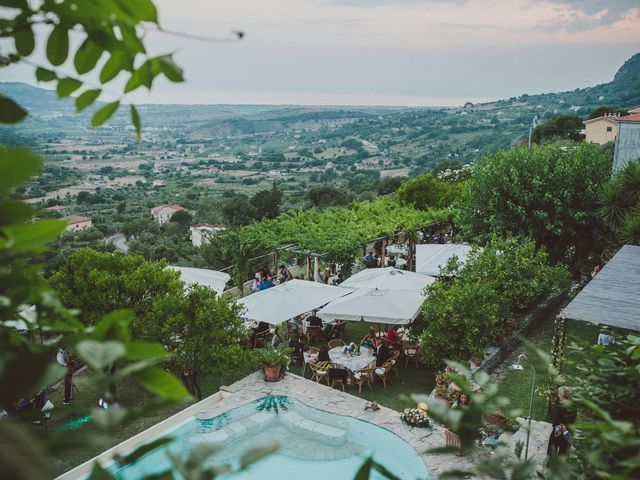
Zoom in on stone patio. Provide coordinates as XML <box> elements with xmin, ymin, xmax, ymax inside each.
<box><xmin>207</xmin><ymin>371</ymin><xmax>478</xmax><ymax>477</ymax></box>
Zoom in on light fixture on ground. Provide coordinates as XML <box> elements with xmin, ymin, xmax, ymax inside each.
<box><xmin>510</xmin><ymin>353</ymin><xmax>535</xmax><ymax>461</ymax></box>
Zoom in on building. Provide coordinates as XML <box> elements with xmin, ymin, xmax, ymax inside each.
<box><xmin>62</xmin><ymin>215</ymin><xmax>92</xmax><ymax>232</ymax></box>
<box><xmin>583</xmin><ymin>115</ymin><xmax>619</xmax><ymax>145</ymax></box>
<box><xmin>613</xmin><ymin>113</ymin><xmax>640</xmax><ymax>172</ymax></box>
<box><xmin>45</xmin><ymin>205</ymin><xmax>66</xmax><ymax>213</ymax></box>
<box><xmin>151</xmin><ymin>204</ymin><xmax>186</xmax><ymax>224</ymax></box>
<box><xmin>190</xmin><ymin>223</ymin><xmax>225</xmax><ymax>247</ymax></box>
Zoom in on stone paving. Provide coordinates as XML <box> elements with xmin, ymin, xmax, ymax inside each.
<box><xmin>497</xmin><ymin>417</ymin><xmax>552</xmax><ymax>470</ymax></box>
<box><xmin>200</xmin><ymin>371</ymin><xmax>480</xmax><ymax>477</ymax></box>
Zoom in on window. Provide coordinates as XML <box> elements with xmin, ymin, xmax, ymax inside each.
<box><xmin>607</xmin><ymin>126</ymin><xmax>613</xmax><ymax>132</ymax></box>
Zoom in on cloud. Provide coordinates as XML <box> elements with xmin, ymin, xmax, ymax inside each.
<box><xmin>535</xmin><ymin>1</ymin><xmax>640</xmax><ymax>31</ymax></box>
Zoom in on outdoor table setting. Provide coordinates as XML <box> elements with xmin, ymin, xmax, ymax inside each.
<box><xmin>386</xmin><ymin>243</ymin><xmax>409</xmax><ymax>256</ymax></box>
<box><xmin>328</xmin><ymin>346</ymin><xmax>376</xmax><ymax>372</ymax></box>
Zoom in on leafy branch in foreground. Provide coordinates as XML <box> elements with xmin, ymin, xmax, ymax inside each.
<box><xmin>0</xmin><ymin>0</ymin><xmax>185</xmax><ymax>137</ymax></box>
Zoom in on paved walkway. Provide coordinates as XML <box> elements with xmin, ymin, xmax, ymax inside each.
<box><xmin>205</xmin><ymin>371</ymin><xmax>479</xmax><ymax>477</ymax></box>
<box><xmin>497</xmin><ymin>417</ymin><xmax>552</xmax><ymax>469</ymax></box>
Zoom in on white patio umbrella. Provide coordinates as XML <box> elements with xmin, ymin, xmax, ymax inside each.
<box><xmin>237</xmin><ymin>279</ymin><xmax>353</xmax><ymax>326</ymax></box>
<box><xmin>168</xmin><ymin>266</ymin><xmax>230</xmax><ymax>296</ymax></box>
<box><xmin>341</xmin><ymin>267</ymin><xmax>436</xmax><ymax>291</ymax></box>
<box><xmin>317</xmin><ymin>288</ymin><xmax>426</xmax><ymax>325</ymax></box>
<box><xmin>415</xmin><ymin>244</ymin><xmax>473</xmax><ymax>276</ymax></box>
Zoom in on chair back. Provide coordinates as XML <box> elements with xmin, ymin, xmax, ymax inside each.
<box><xmin>328</xmin><ymin>339</ymin><xmax>345</xmax><ymax>349</ymax></box>
<box><xmin>356</xmin><ymin>367</ymin><xmax>374</xmax><ymax>379</ymax></box>
<box><xmin>329</xmin><ymin>367</ymin><xmax>348</xmax><ymax>382</ymax></box>
<box><xmin>306</xmin><ymin>325</ymin><xmax>321</xmax><ymax>339</ymax></box>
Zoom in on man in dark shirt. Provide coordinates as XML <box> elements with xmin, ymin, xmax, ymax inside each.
<box><xmin>547</xmin><ymin>387</ymin><xmax>577</xmax><ymax>456</ymax></box>
<box><xmin>372</xmin><ymin>337</ymin><xmax>390</xmax><ymax>367</ymax></box>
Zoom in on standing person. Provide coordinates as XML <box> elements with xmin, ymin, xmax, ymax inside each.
<box><xmin>63</xmin><ymin>352</ymin><xmax>76</xmax><ymax>405</ymax></box>
<box><xmin>372</xmin><ymin>337</ymin><xmax>390</xmax><ymax>367</ymax></box>
<box><xmin>547</xmin><ymin>387</ymin><xmax>577</xmax><ymax>457</ymax></box>
<box><xmin>387</xmin><ymin>255</ymin><xmax>396</xmax><ymax>268</ymax></box>
<box><xmin>364</xmin><ymin>251</ymin><xmax>375</xmax><ymax>268</ymax></box>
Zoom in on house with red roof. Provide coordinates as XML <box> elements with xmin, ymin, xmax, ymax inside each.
<box><xmin>150</xmin><ymin>204</ymin><xmax>186</xmax><ymax>224</ymax></box>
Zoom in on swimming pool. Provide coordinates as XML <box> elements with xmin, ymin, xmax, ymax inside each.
<box><xmin>107</xmin><ymin>395</ymin><xmax>433</xmax><ymax>480</ymax></box>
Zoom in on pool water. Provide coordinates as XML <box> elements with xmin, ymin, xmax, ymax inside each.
<box><xmin>108</xmin><ymin>396</ymin><xmax>433</xmax><ymax>480</ymax></box>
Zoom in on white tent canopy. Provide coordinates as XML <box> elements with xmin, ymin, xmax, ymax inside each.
<box><xmin>237</xmin><ymin>279</ymin><xmax>353</xmax><ymax>326</ymax></box>
<box><xmin>415</xmin><ymin>244</ymin><xmax>473</xmax><ymax>276</ymax></box>
<box><xmin>341</xmin><ymin>267</ymin><xmax>436</xmax><ymax>291</ymax></box>
<box><xmin>168</xmin><ymin>266</ymin><xmax>230</xmax><ymax>296</ymax></box>
<box><xmin>317</xmin><ymin>288</ymin><xmax>426</xmax><ymax>325</ymax></box>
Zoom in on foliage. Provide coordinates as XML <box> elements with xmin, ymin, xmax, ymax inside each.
<box><xmin>170</xmin><ymin>209</ymin><xmax>193</xmax><ymax>226</ymax></box>
<box><xmin>213</xmin><ymin>196</ymin><xmax>448</xmax><ymax>286</ymax></box>
<box><xmin>416</xmin><ymin>238</ymin><xmax>569</xmax><ymax>367</ymax></box>
<box><xmin>531</xmin><ymin>115</ymin><xmax>584</xmax><ymax>144</ymax></box>
<box><xmin>138</xmin><ymin>285</ymin><xmax>250</xmax><ymax>399</ymax></box>
<box><xmin>50</xmin><ymin>249</ymin><xmax>184</xmax><ymax>326</ymax></box>
<box><xmin>397</xmin><ymin>173</ymin><xmax>463</xmax><ymax>210</ymax></box>
<box><xmin>250</xmin><ymin>181</ymin><xmax>282</xmax><ymax>220</ymax></box>
<box><xmin>588</xmin><ymin>106</ymin><xmax>628</xmax><ymax>119</ymax></box>
<box><xmin>456</xmin><ymin>143</ymin><xmax>612</xmax><ymax>266</ymax></box>
<box><xmin>305</xmin><ymin>185</ymin><xmax>353</xmax><ymax>209</ymax></box>
<box><xmin>600</xmin><ymin>159</ymin><xmax>640</xmax><ymax>245</ymax></box>
<box><xmin>0</xmin><ymin>0</ymin><xmax>184</xmax><ymax>136</ymax></box>
<box><xmin>254</xmin><ymin>345</ymin><xmax>292</xmax><ymax>367</ymax></box>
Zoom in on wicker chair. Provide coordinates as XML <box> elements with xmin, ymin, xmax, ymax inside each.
<box><xmin>374</xmin><ymin>361</ymin><xmax>394</xmax><ymax>390</ymax></box>
<box><xmin>308</xmin><ymin>361</ymin><xmax>330</xmax><ymax>385</ymax></box>
<box><xmin>353</xmin><ymin>367</ymin><xmax>374</xmax><ymax>394</ymax></box>
<box><xmin>403</xmin><ymin>344</ymin><xmax>421</xmax><ymax>368</ymax></box>
<box><xmin>388</xmin><ymin>349</ymin><xmax>401</xmax><ymax>378</ymax></box>
<box><xmin>328</xmin><ymin>339</ymin><xmax>345</xmax><ymax>349</ymax></box>
<box><xmin>253</xmin><ymin>329</ymin><xmax>272</xmax><ymax>349</ymax></box>
<box><xmin>306</xmin><ymin>325</ymin><xmax>322</xmax><ymax>346</ymax></box>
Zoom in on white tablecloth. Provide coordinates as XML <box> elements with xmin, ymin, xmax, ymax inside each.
<box><xmin>329</xmin><ymin>347</ymin><xmax>376</xmax><ymax>372</ymax></box>
<box><xmin>387</xmin><ymin>244</ymin><xmax>409</xmax><ymax>255</ymax></box>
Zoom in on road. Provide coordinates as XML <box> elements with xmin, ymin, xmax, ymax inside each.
<box><xmin>107</xmin><ymin>234</ymin><xmax>129</xmax><ymax>254</ymax></box>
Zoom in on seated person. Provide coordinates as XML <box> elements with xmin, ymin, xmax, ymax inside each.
<box><xmin>387</xmin><ymin>255</ymin><xmax>396</xmax><ymax>268</ymax></box>
<box><xmin>372</xmin><ymin>337</ymin><xmax>390</xmax><ymax>367</ymax></box>
<box><xmin>307</xmin><ymin>315</ymin><xmax>323</xmax><ymax>328</ymax></box>
<box><xmin>317</xmin><ymin>346</ymin><xmax>330</xmax><ymax>362</ymax></box>
<box><xmin>360</xmin><ymin>330</ymin><xmax>376</xmax><ymax>349</ymax></box>
<box><xmin>259</xmin><ymin>274</ymin><xmax>275</xmax><ymax>290</ymax></box>
<box><xmin>451</xmin><ymin>393</ymin><xmax>471</xmax><ymax>409</ymax></box>
<box><xmin>277</xmin><ymin>264</ymin><xmax>293</xmax><ymax>284</ymax></box>
<box><xmin>386</xmin><ymin>325</ymin><xmax>401</xmax><ymax>348</ymax></box>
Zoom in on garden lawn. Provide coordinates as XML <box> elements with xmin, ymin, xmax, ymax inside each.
<box><xmin>495</xmin><ymin>311</ymin><xmax>600</xmax><ymax>421</ymax></box>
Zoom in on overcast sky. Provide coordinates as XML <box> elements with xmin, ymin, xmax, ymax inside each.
<box><xmin>5</xmin><ymin>0</ymin><xmax>640</xmax><ymax>106</ymax></box>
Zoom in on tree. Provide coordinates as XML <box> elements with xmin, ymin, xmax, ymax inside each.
<box><xmin>456</xmin><ymin>143</ymin><xmax>612</xmax><ymax>266</ymax></box>
<box><xmin>222</xmin><ymin>194</ymin><xmax>256</xmax><ymax>226</ymax></box>
<box><xmin>531</xmin><ymin>115</ymin><xmax>584</xmax><ymax>144</ymax></box>
<box><xmin>397</xmin><ymin>173</ymin><xmax>462</xmax><ymax>210</ymax></box>
<box><xmin>170</xmin><ymin>209</ymin><xmax>193</xmax><ymax>226</ymax></box>
<box><xmin>250</xmin><ymin>181</ymin><xmax>282</xmax><ymax>220</ymax></box>
<box><xmin>305</xmin><ymin>185</ymin><xmax>352</xmax><ymax>209</ymax></box>
<box><xmin>600</xmin><ymin>159</ymin><xmax>640</xmax><ymax>245</ymax></box>
<box><xmin>139</xmin><ymin>285</ymin><xmax>250</xmax><ymax>399</ymax></box>
<box><xmin>50</xmin><ymin>249</ymin><xmax>184</xmax><ymax>326</ymax></box>
<box><xmin>589</xmin><ymin>105</ymin><xmax>628</xmax><ymax>119</ymax></box>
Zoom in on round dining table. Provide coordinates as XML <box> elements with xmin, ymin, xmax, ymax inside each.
<box><xmin>328</xmin><ymin>346</ymin><xmax>376</xmax><ymax>372</ymax></box>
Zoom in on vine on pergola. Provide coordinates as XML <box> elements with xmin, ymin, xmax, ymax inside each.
<box><xmin>218</xmin><ymin>196</ymin><xmax>450</xmax><ymax>286</ymax></box>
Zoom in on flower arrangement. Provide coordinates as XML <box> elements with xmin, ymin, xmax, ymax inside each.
<box><xmin>400</xmin><ymin>408</ymin><xmax>430</xmax><ymax>428</ymax></box>
<box><xmin>345</xmin><ymin>342</ymin><xmax>359</xmax><ymax>355</ymax></box>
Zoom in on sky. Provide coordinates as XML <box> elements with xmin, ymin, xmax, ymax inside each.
<box><xmin>4</xmin><ymin>0</ymin><xmax>640</xmax><ymax>106</ymax></box>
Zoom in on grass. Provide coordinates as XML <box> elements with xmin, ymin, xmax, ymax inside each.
<box><xmin>494</xmin><ymin>310</ymin><xmax>600</xmax><ymax>421</ymax></box>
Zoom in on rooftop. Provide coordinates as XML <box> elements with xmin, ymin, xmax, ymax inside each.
<box><xmin>61</xmin><ymin>215</ymin><xmax>91</xmax><ymax>224</ymax></box>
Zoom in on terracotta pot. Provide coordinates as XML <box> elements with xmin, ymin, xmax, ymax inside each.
<box><xmin>263</xmin><ymin>365</ymin><xmax>282</xmax><ymax>382</ymax></box>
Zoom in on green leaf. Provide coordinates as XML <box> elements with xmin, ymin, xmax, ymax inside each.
<box><xmin>118</xmin><ymin>22</ymin><xmax>145</xmax><ymax>54</ymax></box>
<box><xmin>130</xmin><ymin>104</ymin><xmax>141</xmax><ymax>140</ymax></box>
<box><xmin>0</xmin><ymin>147</ymin><xmax>41</xmax><ymax>192</ymax></box>
<box><xmin>76</xmin><ymin>340</ymin><xmax>126</xmax><ymax>370</ymax></box>
<box><xmin>151</xmin><ymin>55</ymin><xmax>184</xmax><ymax>82</ymax></box>
<box><xmin>113</xmin><ymin>438</ymin><xmax>173</xmax><ymax>465</ymax></box>
<box><xmin>99</xmin><ymin>51</ymin><xmax>128</xmax><ymax>83</ymax></box>
<box><xmin>0</xmin><ymin>95</ymin><xmax>27</xmax><ymax>124</ymax></box>
<box><xmin>91</xmin><ymin>407</ymin><xmax>129</xmax><ymax>430</ymax></box>
<box><xmin>114</xmin><ymin>0</ymin><xmax>158</xmax><ymax>23</ymax></box>
<box><xmin>91</xmin><ymin>310</ymin><xmax>133</xmax><ymax>342</ymax></box>
<box><xmin>88</xmin><ymin>461</ymin><xmax>118</xmax><ymax>480</ymax></box>
<box><xmin>14</xmin><ymin>25</ymin><xmax>35</xmax><ymax>56</ymax></box>
<box><xmin>124</xmin><ymin>61</ymin><xmax>152</xmax><ymax>93</ymax></box>
<box><xmin>7</xmin><ymin>219</ymin><xmax>66</xmax><ymax>252</ymax></box>
<box><xmin>355</xmin><ymin>457</ymin><xmax>373</xmax><ymax>480</ymax></box>
<box><xmin>76</xmin><ymin>89</ymin><xmax>101</xmax><ymax>112</ymax></box>
<box><xmin>56</xmin><ymin>78</ymin><xmax>83</xmax><ymax>99</ymax></box>
<box><xmin>133</xmin><ymin>367</ymin><xmax>191</xmax><ymax>400</ymax></box>
<box><xmin>125</xmin><ymin>342</ymin><xmax>168</xmax><ymax>360</ymax></box>
<box><xmin>0</xmin><ymin>200</ymin><xmax>34</xmax><ymax>226</ymax></box>
<box><xmin>91</xmin><ymin>101</ymin><xmax>120</xmax><ymax>127</ymax></box>
<box><xmin>46</xmin><ymin>25</ymin><xmax>69</xmax><ymax>66</ymax></box>
<box><xmin>35</xmin><ymin>67</ymin><xmax>57</xmax><ymax>82</ymax></box>
<box><xmin>74</xmin><ymin>38</ymin><xmax>103</xmax><ymax>74</ymax></box>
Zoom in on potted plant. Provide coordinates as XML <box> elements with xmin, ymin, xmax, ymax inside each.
<box><xmin>254</xmin><ymin>345</ymin><xmax>292</xmax><ymax>382</ymax></box>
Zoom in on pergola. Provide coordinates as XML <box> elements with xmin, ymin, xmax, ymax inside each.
<box><xmin>563</xmin><ymin>245</ymin><xmax>640</xmax><ymax>331</ymax></box>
